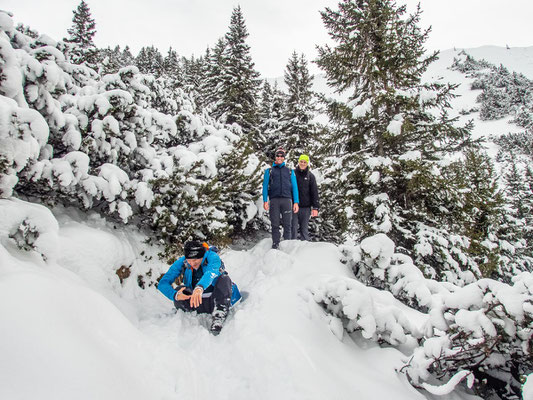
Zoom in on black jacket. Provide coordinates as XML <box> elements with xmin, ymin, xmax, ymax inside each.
<box><xmin>294</xmin><ymin>167</ymin><xmax>319</xmax><ymax>209</ymax></box>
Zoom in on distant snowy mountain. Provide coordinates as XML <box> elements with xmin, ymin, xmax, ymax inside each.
<box><xmin>429</xmin><ymin>46</ymin><xmax>533</xmax><ymax>79</ymax></box>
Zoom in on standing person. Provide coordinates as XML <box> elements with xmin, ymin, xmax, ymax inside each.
<box><xmin>262</xmin><ymin>148</ymin><xmax>299</xmax><ymax>249</ymax></box>
<box><xmin>291</xmin><ymin>154</ymin><xmax>319</xmax><ymax>241</ymax></box>
<box><xmin>158</xmin><ymin>240</ymin><xmax>241</xmax><ymax>335</ymax></box>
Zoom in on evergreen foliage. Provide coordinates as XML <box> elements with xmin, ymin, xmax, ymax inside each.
<box><xmin>181</xmin><ymin>54</ymin><xmax>206</xmax><ymax>102</ymax></box>
<box><xmin>281</xmin><ymin>52</ymin><xmax>318</xmax><ymax>161</ymax></box>
<box><xmin>215</xmin><ymin>6</ymin><xmax>261</xmax><ymax>139</ymax></box>
<box><xmin>64</xmin><ymin>0</ymin><xmax>99</xmax><ymax>66</ymax></box>
<box><xmin>200</xmin><ymin>39</ymin><xmax>227</xmax><ymax>112</ymax></box>
<box><xmin>135</xmin><ymin>46</ymin><xmax>164</xmax><ymax>77</ymax></box>
<box><xmin>257</xmin><ymin>80</ymin><xmax>286</xmax><ymax>159</ymax></box>
<box><xmin>0</xmin><ymin>12</ymin><xmax>262</xmax><ymax>260</ymax></box>
<box><xmin>315</xmin><ymin>0</ymin><xmax>483</xmax><ymax>281</ymax></box>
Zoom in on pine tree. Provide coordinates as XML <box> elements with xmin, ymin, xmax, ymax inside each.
<box><xmin>135</xmin><ymin>46</ymin><xmax>164</xmax><ymax>76</ymax></box>
<box><xmin>201</xmin><ymin>38</ymin><xmax>227</xmax><ymax>112</ymax></box>
<box><xmin>64</xmin><ymin>0</ymin><xmax>98</xmax><ymax>65</ymax></box>
<box><xmin>315</xmin><ymin>0</ymin><xmax>479</xmax><ymax>279</ymax></box>
<box><xmin>216</xmin><ymin>6</ymin><xmax>261</xmax><ymax>139</ymax></box>
<box><xmin>181</xmin><ymin>54</ymin><xmax>205</xmax><ymax>101</ymax></box>
<box><xmin>100</xmin><ymin>45</ymin><xmax>122</xmax><ymax>75</ymax></box>
<box><xmin>121</xmin><ymin>46</ymin><xmax>135</xmax><ymax>67</ymax></box>
<box><xmin>258</xmin><ymin>80</ymin><xmax>285</xmax><ymax>159</ymax></box>
<box><xmin>281</xmin><ymin>52</ymin><xmax>317</xmax><ymax>161</ymax></box>
<box><xmin>163</xmin><ymin>47</ymin><xmax>181</xmax><ymax>80</ymax></box>
<box><xmin>447</xmin><ymin>150</ymin><xmax>520</xmax><ymax>279</ymax></box>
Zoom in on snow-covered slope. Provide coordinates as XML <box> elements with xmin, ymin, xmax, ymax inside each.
<box><xmin>430</xmin><ymin>46</ymin><xmax>533</xmax><ymax>79</ymax></box>
<box><xmin>0</xmin><ymin>198</ymin><xmax>479</xmax><ymax>400</ymax></box>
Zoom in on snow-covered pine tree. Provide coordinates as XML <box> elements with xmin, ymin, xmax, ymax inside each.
<box><xmin>501</xmin><ymin>158</ymin><xmax>533</xmax><ymax>266</ymax></box>
<box><xmin>99</xmin><ymin>45</ymin><xmax>123</xmax><ymax>75</ymax></box>
<box><xmin>135</xmin><ymin>46</ymin><xmax>164</xmax><ymax>77</ymax></box>
<box><xmin>258</xmin><ymin>80</ymin><xmax>286</xmax><ymax>160</ymax></box>
<box><xmin>206</xmin><ymin>136</ymin><xmax>263</xmax><ymax>237</ymax></box>
<box><xmin>445</xmin><ymin>149</ymin><xmax>530</xmax><ymax>280</ymax></box>
<box><xmin>525</xmin><ymin>166</ymin><xmax>533</xmax><ymax>256</ymax></box>
<box><xmin>181</xmin><ymin>54</ymin><xmax>205</xmax><ymax>103</ymax></box>
<box><xmin>315</xmin><ymin>0</ymin><xmax>482</xmax><ymax>280</ymax></box>
<box><xmin>147</xmin><ymin>161</ymin><xmax>228</xmax><ymax>261</ymax></box>
<box><xmin>216</xmin><ymin>6</ymin><xmax>261</xmax><ymax>141</ymax></box>
<box><xmin>199</xmin><ymin>39</ymin><xmax>226</xmax><ymax>112</ymax></box>
<box><xmin>121</xmin><ymin>46</ymin><xmax>135</xmax><ymax>67</ymax></box>
<box><xmin>163</xmin><ymin>47</ymin><xmax>181</xmax><ymax>80</ymax></box>
<box><xmin>64</xmin><ymin>0</ymin><xmax>99</xmax><ymax>66</ymax></box>
<box><xmin>281</xmin><ymin>52</ymin><xmax>318</xmax><ymax>161</ymax></box>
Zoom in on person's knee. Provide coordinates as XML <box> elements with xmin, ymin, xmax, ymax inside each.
<box><xmin>217</xmin><ymin>273</ymin><xmax>231</xmax><ymax>286</ymax></box>
<box><xmin>215</xmin><ymin>274</ymin><xmax>232</xmax><ymax>293</ymax></box>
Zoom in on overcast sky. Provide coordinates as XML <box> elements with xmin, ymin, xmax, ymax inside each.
<box><xmin>3</xmin><ymin>0</ymin><xmax>533</xmax><ymax>77</ymax></box>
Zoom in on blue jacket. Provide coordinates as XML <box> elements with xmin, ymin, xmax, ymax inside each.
<box><xmin>262</xmin><ymin>162</ymin><xmax>299</xmax><ymax>203</ymax></box>
<box><xmin>158</xmin><ymin>250</ymin><xmax>241</xmax><ymax>305</ymax></box>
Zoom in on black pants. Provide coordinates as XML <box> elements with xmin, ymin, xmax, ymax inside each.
<box><xmin>269</xmin><ymin>197</ymin><xmax>292</xmax><ymax>246</ymax></box>
<box><xmin>173</xmin><ymin>274</ymin><xmax>232</xmax><ymax>314</ymax></box>
<box><xmin>291</xmin><ymin>207</ymin><xmax>311</xmax><ymax>241</ymax></box>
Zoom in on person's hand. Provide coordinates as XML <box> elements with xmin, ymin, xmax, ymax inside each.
<box><xmin>263</xmin><ymin>201</ymin><xmax>269</xmax><ymax>211</ymax></box>
<box><xmin>190</xmin><ymin>287</ymin><xmax>204</xmax><ymax>308</ymax></box>
<box><xmin>293</xmin><ymin>203</ymin><xmax>299</xmax><ymax>213</ymax></box>
<box><xmin>175</xmin><ymin>287</ymin><xmax>191</xmax><ymax>301</ymax></box>
<box><xmin>311</xmin><ymin>209</ymin><xmax>319</xmax><ymax>217</ymax></box>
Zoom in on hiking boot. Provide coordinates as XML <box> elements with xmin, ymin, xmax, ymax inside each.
<box><xmin>272</xmin><ymin>242</ymin><xmax>279</xmax><ymax>250</ymax></box>
<box><xmin>210</xmin><ymin>305</ymin><xmax>229</xmax><ymax>336</ymax></box>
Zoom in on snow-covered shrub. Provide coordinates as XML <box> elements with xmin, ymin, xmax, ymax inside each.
<box><xmin>406</xmin><ymin>272</ymin><xmax>533</xmax><ymax>399</ymax></box>
<box><xmin>0</xmin><ymin>11</ymin><xmax>263</xmax><ymax>258</ymax></box>
<box><xmin>312</xmin><ymin>275</ymin><xmax>423</xmax><ymax>346</ymax></box>
<box><xmin>0</xmin><ymin>198</ymin><xmax>59</xmax><ymax>261</ymax></box>
<box><xmin>0</xmin><ymin>96</ymin><xmax>49</xmax><ymax>198</ymax></box>
<box><xmin>343</xmin><ymin>234</ymin><xmax>456</xmax><ymax>311</ymax></box>
<box><xmin>336</xmin><ymin>233</ymin><xmax>533</xmax><ymax>399</ymax></box>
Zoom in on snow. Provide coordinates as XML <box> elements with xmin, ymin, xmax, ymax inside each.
<box><xmin>387</xmin><ymin>114</ymin><xmax>404</xmax><ymax>135</ymax></box>
<box><xmin>0</xmin><ymin>199</ymin><xmax>478</xmax><ymax>400</ymax></box>
<box><xmin>524</xmin><ymin>374</ymin><xmax>533</xmax><ymax>400</ymax></box>
<box><xmin>351</xmin><ymin>98</ymin><xmax>372</xmax><ymax>118</ymax></box>
<box><xmin>422</xmin><ymin>371</ymin><xmax>473</xmax><ymax>395</ymax></box>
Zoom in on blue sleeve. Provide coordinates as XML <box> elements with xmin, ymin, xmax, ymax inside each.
<box><xmin>158</xmin><ymin>257</ymin><xmax>185</xmax><ymax>300</ymax></box>
<box><xmin>291</xmin><ymin>170</ymin><xmax>299</xmax><ymax>204</ymax></box>
<box><xmin>197</xmin><ymin>251</ymin><xmax>222</xmax><ymax>290</ymax></box>
<box><xmin>262</xmin><ymin>168</ymin><xmax>270</xmax><ymax>202</ymax></box>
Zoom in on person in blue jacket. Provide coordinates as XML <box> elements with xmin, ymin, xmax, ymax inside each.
<box><xmin>262</xmin><ymin>147</ymin><xmax>299</xmax><ymax>249</ymax></box>
<box><xmin>158</xmin><ymin>240</ymin><xmax>241</xmax><ymax>335</ymax></box>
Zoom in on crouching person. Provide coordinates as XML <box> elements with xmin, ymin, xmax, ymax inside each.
<box><xmin>158</xmin><ymin>240</ymin><xmax>241</xmax><ymax>335</ymax></box>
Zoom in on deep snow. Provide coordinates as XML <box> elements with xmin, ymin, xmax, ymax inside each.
<box><xmin>0</xmin><ymin>199</ymin><xmax>482</xmax><ymax>400</ymax></box>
